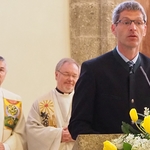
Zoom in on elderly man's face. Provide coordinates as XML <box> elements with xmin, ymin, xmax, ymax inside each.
<box><xmin>55</xmin><ymin>62</ymin><xmax>79</xmax><ymax>94</ymax></box>
<box><xmin>0</xmin><ymin>60</ymin><xmax>7</xmax><ymax>86</ymax></box>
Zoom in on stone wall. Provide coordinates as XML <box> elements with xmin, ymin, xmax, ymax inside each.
<box><xmin>69</xmin><ymin>0</ymin><xmax>124</xmax><ymax>64</ymax></box>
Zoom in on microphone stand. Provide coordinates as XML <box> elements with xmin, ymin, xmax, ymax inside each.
<box><xmin>140</xmin><ymin>66</ymin><xmax>150</xmax><ymax>87</ymax></box>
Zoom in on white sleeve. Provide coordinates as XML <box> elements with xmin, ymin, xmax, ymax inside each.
<box><xmin>3</xmin><ymin>143</ymin><xmax>10</xmax><ymax>150</ymax></box>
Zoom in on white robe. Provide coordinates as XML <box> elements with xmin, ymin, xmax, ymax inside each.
<box><xmin>0</xmin><ymin>88</ymin><xmax>27</xmax><ymax>150</ymax></box>
<box><xmin>26</xmin><ymin>89</ymin><xmax>75</xmax><ymax>150</ymax></box>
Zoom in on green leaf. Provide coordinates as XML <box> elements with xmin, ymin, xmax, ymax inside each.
<box><xmin>121</xmin><ymin>121</ymin><xmax>140</xmax><ymax>134</ymax></box>
<box><xmin>123</xmin><ymin>142</ymin><xmax>132</xmax><ymax>150</ymax></box>
<box><xmin>128</xmin><ymin>124</ymin><xmax>140</xmax><ymax>134</ymax></box>
<box><xmin>121</xmin><ymin>122</ymin><xmax>130</xmax><ymax>134</ymax></box>
<box><xmin>121</xmin><ymin>125</ymin><xmax>129</xmax><ymax>134</ymax></box>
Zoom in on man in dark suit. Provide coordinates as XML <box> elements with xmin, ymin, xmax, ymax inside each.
<box><xmin>68</xmin><ymin>1</ymin><xmax>150</xmax><ymax>140</ymax></box>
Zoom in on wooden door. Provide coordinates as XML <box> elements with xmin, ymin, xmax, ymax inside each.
<box><xmin>136</xmin><ymin>0</ymin><xmax>150</xmax><ymax>57</ymax></box>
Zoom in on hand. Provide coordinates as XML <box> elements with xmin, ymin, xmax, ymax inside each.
<box><xmin>0</xmin><ymin>143</ymin><xmax>4</xmax><ymax>150</ymax></box>
<box><xmin>61</xmin><ymin>127</ymin><xmax>74</xmax><ymax>143</ymax></box>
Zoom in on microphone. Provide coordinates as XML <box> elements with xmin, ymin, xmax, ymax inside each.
<box><xmin>140</xmin><ymin>66</ymin><xmax>150</xmax><ymax>87</ymax></box>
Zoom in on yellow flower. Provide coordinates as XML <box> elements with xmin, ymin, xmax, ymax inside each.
<box><xmin>129</xmin><ymin>108</ymin><xmax>138</xmax><ymax>122</ymax></box>
<box><xmin>103</xmin><ymin>140</ymin><xmax>117</xmax><ymax>150</ymax></box>
<box><xmin>143</xmin><ymin>115</ymin><xmax>150</xmax><ymax>134</ymax></box>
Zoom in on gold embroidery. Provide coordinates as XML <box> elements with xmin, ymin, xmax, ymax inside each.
<box><xmin>39</xmin><ymin>99</ymin><xmax>54</xmax><ymax>114</ymax></box>
<box><xmin>7</xmin><ymin>105</ymin><xmax>18</xmax><ymax>116</ymax></box>
<box><xmin>4</xmin><ymin>98</ymin><xmax>21</xmax><ymax>130</ymax></box>
<box><xmin>39</xmin><ymin>100</ymin><xmax>56</xmax><ymax>127</ymax></box>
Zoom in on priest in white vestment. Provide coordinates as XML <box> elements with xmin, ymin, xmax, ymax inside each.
<box><xmin>26</xmin><ymin>58</ymin><xmax>80</xmax><ymax>150</ymax></box>
<box><xmin>0</xmin><ymin>56</ymin><xmax>27</xmax><ymax>150</ymax></box>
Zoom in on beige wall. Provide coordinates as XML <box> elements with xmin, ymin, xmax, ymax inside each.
<box><xmin>0</xmin><ymin>0</ymin><xmax>70</xmax><ymax>118</ymax></box>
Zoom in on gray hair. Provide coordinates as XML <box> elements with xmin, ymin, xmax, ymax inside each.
<box><xmin>55</xmin><ymin>58</ymin><xmax>80</xmax><ymax>71</ymax></box>
<box><xmin>112</xmin><ymin>1</ymin><xmax>147</xmax><ymax>24</ymax></box>
<box><xmin>0</xmin><ymin>56</ymin><xmax>5</xmax><ymax>61</ymax></box>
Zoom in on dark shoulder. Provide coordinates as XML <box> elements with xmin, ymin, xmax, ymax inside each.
<box><xmin>79</xmin><ymin>50</ymin><xmax>115</xmax><ymax>75</ymax></box>
<box><xmin>140</xmin><ymin>53</ymin><xmax>150</xmax><ymax>62</ymax></box>
<box><xmin>139</xmin><ymin>53</ymin><xmax>150</xmax><ymax>70</ymax></box>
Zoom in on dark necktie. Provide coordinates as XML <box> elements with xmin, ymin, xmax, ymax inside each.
<box><xmin>127</xmin><ymin>61</ymin><xmax>134</xmax><ymax>74</ymax></box>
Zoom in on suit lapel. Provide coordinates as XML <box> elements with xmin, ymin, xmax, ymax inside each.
<box><xmin>113</xmin><ymin>48</ymin><xmax>141</xmax><ymax>73</ymax></box>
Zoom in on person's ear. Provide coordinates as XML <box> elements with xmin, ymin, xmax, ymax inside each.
<box><xmin>111</xmin><ymin>24</ymin><xmax>117</xmax><ymax>37</ymax></box>
<box><xmin>55</xmin><ymin>71</ymin><xmax>58</xmax><ymax>80</ymax></box>
<box><xmin>143</xmin><ymin>24</ymin><xmax>147</xmax><ymax>37</ymax></box>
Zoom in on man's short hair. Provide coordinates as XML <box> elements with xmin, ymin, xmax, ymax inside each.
<box><xmin>112</xmin><ymin>1</ymin><xmax>147</xmax><ymax>24</ymax></box>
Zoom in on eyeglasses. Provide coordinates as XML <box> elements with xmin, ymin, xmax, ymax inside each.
<box><xmin>57</xmin><ymin>70</ymin><xmax>78</xmax><ymax>79</ymax></box>
<box><xmin>115</xmin><ymin>19</ymin><xmax>146</xmax><ymax>26</ymax></box>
